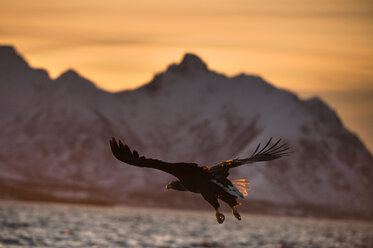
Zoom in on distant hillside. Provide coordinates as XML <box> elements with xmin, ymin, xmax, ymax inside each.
<box><xmin>0</xmin><ymin>45</ymin><xmax>372</xmax><ymax>219</ymax></box>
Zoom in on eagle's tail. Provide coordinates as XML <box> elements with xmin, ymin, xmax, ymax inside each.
<box><xmin>232</xmin><ymin>177</ymin><xmax>250</xmax><ymax>197</ymax></box>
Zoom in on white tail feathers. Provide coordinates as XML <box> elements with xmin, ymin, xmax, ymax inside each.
<box><xmin>232</xmin><ymin>178</ymin><xmax>250</xmax><ymax>197</ymax></box>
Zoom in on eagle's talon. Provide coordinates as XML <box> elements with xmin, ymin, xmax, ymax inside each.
<box><xmin>232</xmin><ymin>207</ymin><xmax>241</xmax><ymax>220</ymax></box>
<box><xmin>234</xmin><ymin>212</ymin><xmax>241</xmax><ymax>220</ymax></box>
<box><xmin>216</xmin><ymin>212</ymin><xmax>225</xmax><ymax>224</ymax></box>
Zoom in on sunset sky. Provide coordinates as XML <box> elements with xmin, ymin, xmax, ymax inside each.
<box><xmin>1</xmin><ymin>0</ymin><xmax>372</xmax><ymax>152</ymax></box>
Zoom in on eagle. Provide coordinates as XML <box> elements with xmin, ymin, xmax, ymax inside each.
<box><xmin>109</xmin><ymin>137</ymin><xmax>291</xmax><ymax>224</ymax></box>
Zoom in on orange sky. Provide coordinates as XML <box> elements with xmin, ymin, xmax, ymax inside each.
<box><xmin>1</xmin><ymin>0</ymin><xmax>372</xmax><ymax>152</ymax></box>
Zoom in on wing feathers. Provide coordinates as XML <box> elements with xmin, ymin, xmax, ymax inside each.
<box><xmin>110</xmin><ymin>137</ymin><xmax>200</xmax><ymax>177</ymax></box>
<box><xmin>251</xmin><ymin>143</ymin><xmax>261</xmax><ymax>157</ymax></box>
<box><xmin>210</xmin><ymin>137</ymin><xmax>292</xmax><ymax>175</ymax></box>
<box><xmin>258</xmin><ymin>137</ymin><xmax>273</xmax><ymax>154</ymax></box>
<box><xmin>111</xmin><ymin>137</ymin><xmax>291</xmax><ymax>180</ymax></box>
<box><xmin>239</xmin><ymin>138</ymin><xmax>291</xmax><ymax>164</ymax></box>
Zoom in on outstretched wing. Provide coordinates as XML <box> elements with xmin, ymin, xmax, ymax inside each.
<box><xmin>110</xmin><ymin>137</ymin><xmax>200</xmax><ymax>178</ymax></box>
<box><xmin>209</xmin><ymin>138</ymin><xmax>291</xmax><ymax>178</ymax></box>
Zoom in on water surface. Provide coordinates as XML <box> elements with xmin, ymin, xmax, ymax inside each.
<box><xmin>1</xmin><ymin>201</ymin><xmax>372</xmax><ymax>248</ymax></box>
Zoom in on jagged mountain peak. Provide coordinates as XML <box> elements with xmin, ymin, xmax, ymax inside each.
<box><xmin>0</xmin><ymin>45</ymin><xmax>29</xmax><ymax>69</ymax></box>
<box><xmin>180</xmin><ymin>53</ymin><xmax>208</xmax><ymax>70</ymax></box>
<box><xmin>166</xmin><ymin>53</ymin><xmax>208</xmax><ymax>75</ymax></box>
<box><xmin>0</xmin><ymin>45</ymin><xmax>50</xmax><ymax>87</ymax></box>
<box><xmin>56</xmin><ymin>68</ymin><xmax>93</xmax><ymax>82</ymax></box>
<box><xmin>57</xmin><ymin>69</ymin><xmax>80</xmax><ymax>79</ymax></box>
<box><xmin>136</xmin><ymin>53</ymin><xmax>211</xmax><ymax>93</ymax></box>
<box><xmin>55</xmin><ymin>69</ymin><xmax>96</xmax><ymax>90</ymax></box>
<box><xmin>0</xmin><ymin>45</ymin><xmax>18</xmax><ymax>55</ymax></box>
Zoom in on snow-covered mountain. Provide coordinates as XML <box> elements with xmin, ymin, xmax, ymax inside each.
<box><xmin>0</xmin><ymin>45</ymin><xmax>372</xmax><ymax>219</ymax></box>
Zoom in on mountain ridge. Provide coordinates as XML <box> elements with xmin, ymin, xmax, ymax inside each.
<box><xmin>0</xmin><ymin>45</ymin><xmax>372</xmax><ymax>219</ymax></box>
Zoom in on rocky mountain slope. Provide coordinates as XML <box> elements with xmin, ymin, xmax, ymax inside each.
<box><xmin>0</xmin><ymin>45</ymin><xmax>372</xmax><ymax>219</ymax></box>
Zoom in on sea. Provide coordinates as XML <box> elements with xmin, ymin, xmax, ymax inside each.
<box><xmin>0</xmin><ymin>201</ymin><xmax>372</xmax><ymax>248</ymax></box>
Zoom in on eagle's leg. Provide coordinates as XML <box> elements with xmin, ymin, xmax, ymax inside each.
<box><xmin>231</xmin><ymin>206</ymin><xmax>241</xmax><ymax>221</ymax></box>
<box><xmin>215</xmin><ymin>209</ymin><xmax>225</xmax><ymax>224</ymax></box>
<box><xmin>219</xmin><ymin>194</ymin><xmax>241</xmax><ymax>221</ymax></box>
<box><xmin>202</xmin><ymin>193</ymin><xmax>225</xmax><ymax>224</ymax></box>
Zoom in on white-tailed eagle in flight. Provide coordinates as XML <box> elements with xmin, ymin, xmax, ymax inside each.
<box><xmin>110</xmin><ymin>137</ymin><xmax>291</xmax><ymax>224</ymax></box>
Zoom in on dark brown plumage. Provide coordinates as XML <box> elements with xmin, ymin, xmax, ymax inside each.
<box><xmin>109</xmin><ymin>137</ymin><xmax>291</xmax><ymax>224</ymax></box>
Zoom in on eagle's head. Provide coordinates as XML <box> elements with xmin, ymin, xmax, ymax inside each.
<box><xmin>166</xmin><ymin>180</ymin><xmax>186</xmax><ymax>191</ymax></box>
